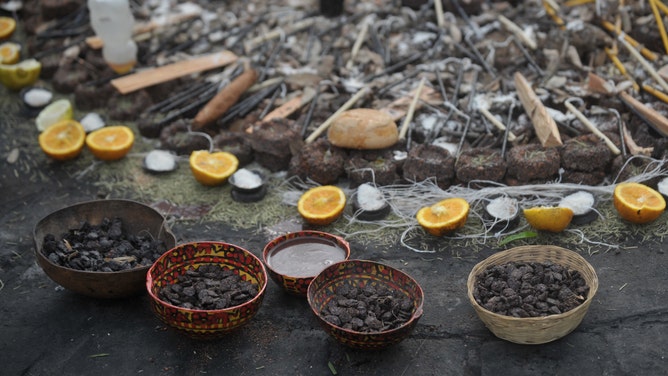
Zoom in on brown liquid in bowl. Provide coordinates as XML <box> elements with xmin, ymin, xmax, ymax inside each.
<box><xmin>266</xmin><ymin>237</ymin><xmax>347</xmax><ymax>278</ymax></box>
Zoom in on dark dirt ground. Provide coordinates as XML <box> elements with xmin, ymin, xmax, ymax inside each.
<box><xmin>2</xmin><ymin>0</ymin><xmax>668</xmax><ymax>372</ymax></box>
<box><xmin>1</xmin><ymin>88</ymin><xmax>667</xmax><ymax>376</ymax></box>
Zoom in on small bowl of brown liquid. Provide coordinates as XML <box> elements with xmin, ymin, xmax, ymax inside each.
<box><xmin>262</xmin><ymin>230</ymin><xmax>351</xmax><ymax>296</ymax></box>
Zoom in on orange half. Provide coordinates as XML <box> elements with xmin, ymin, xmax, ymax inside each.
<box><xmin>523</xmin><ymin>206</ymin><xmax>574</xmax><ymax>232</ymax></box>
<box><xmin>416</xmin><ymin>197</ymin><xmax>470</xmax><ymax>236</ymax></box>
<box><xmin>189</xmin><ymin>150</ymin><xmax>239</xmax><ymax>186</ymax></box>
<box><xmin>85</xmin><ymin>125</ymin><xmax>135</xmax><ymax>161</ymax></box>
<box><xmin>613</xmin><ymin>182</ymin><xmax>666</xmax><ymax>224</ymax></box>
<box><xmin>297</xmin><ymin>185</ymin><xmax>347</xmax><ymax>226</ymax></box>
<box><xmin>0</xmin><ymin>42</ymin><xmax>20</xmax><ymax>64</ymax></box>
<box><xmin>0</xmin><ymin>17</ymin><xmax>16</xmax><ymax>41</ymax></box>
<box><xmin>38</xmin><ymin>120</ymin><xmax>86</xmax><ymax>161</ymax></box>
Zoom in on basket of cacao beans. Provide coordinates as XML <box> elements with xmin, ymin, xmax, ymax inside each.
<box><xmin>467</xmin><ymin>245</ymin><xmax>598</xmax><ymax>344</ymax></box>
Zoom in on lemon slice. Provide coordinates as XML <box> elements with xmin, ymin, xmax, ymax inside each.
<box><xmin>523</xmin><ymin>206</ymin><xmax>574</xmax><ymax>232</ymax></box>
<box><xmin>36</xmin><ymin>99</ymin><xmax>74</xmax><ymax>132</ymax></box>
<box><xmin>0</xmin><ymin>58</ymin><xmax>41</xmax><ymax>91</ymax></box>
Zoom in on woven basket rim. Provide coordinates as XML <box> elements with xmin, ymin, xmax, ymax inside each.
<box><xmin>466</xmin><ymin>245</ymin><xmax>599</xmax><ymax>322</ymax></box>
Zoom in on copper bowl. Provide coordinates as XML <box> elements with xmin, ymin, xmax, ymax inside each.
<box><xmin>33</xmin><ymin>200</ymin><xmax>176</xmax><ymax>299</ymax></box>
<box><xmin>307</xmin><ymin>260</ymin><xmax>424</xmax><ymax>350</ymax></box>
<box><xmin>33</xmin><ymin>199</ymin><xmax>175</xmax><ymax>299</ymax></box>
<box><xmin>146</xmin><ymin>241</ymin><xmax>268</xmax><ymax>339</ymax></box>
<box><xmin>263</xmin><ymin>230</ymin><xmax>351</xmax><ymax>296</ymax></box>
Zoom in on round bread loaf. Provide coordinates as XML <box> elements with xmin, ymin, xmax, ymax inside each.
<box><xmin>327</xmin><ymin>108</ymin><xmax>398</xmax><ymax>149</ymax></box>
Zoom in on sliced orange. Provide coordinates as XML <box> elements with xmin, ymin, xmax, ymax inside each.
<box><xmin>0</xmin><ymin>17</ymin><xmax>16</xmax><ymax>41</ymax></box>
<box><xmin>0</xmin><ymin>42</ymin><xmax>20</xmax><ymax>64</ymax></box>
<box><xmin>189</xmin><ymin>150</ymin><xmax>239</xmax><ymax>186</ymax></box>
<box><xmin>523</xmin><ymin>206</ymin><xmax>574</xmax><ymax>232</ymax></box>
<box><xmin>38</xmin><ymin>120</ymin><xmax>86</xmax><ymax>161</ymax></box>
<box><xmin>416</xmin><ymin>197</ymin><xmax>470</xmax><ymax>236</ymax></box>
<box><xmin>85</xmin><ymin>125</ymin><xmax>135</xmax><ymax>161</ymax></box>
<box><xmin>297</xmin><ymin>185</ymin><xmax>347</xmax><ymax>225</ymax></box>
<box><xmin>613</xmin><ymin>182</ymin><xmax>666</xmax><ymax>224</ymax></box>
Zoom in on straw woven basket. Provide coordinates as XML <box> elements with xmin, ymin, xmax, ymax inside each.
<box><xmin>466</xmin><ymin>245</ymin><xmax>599</xmax><ymax>345</ymax></box>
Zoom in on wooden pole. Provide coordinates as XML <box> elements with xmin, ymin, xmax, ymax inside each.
<box><xmin>479</xmin><ymin>107</ymin><xmax>517</xmax><ymax>142</ymax></box>
<box><xmin>111</xmin><ymin>51</ymin><xmax>238</xmax><ymax>94</ymax></box>
<box><xmin>564</xmin><ymin>100</ymin><xmax>621</xmax><ymax>155</ymax></box>
<box><xmin>399</xmin><ymin>77</ymin><xmax>426</xmax><ymax>140</ymax></box>
<box><xmin>619</xmin><ymin>91</ymin><xmax>668</xmax><ymax>137</ymax></box>
<box><xmin>513</xmin><ymin>72</ymin><xmax>562</xmax><ymax>147</ymax></box>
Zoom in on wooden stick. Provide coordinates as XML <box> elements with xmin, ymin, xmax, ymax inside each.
<box><xmin>305</xmin><ymin>86</ymin><xmax>370</xmax><ymax>144</ymax></box>
<box><xmin>247</xmin><ymin>77</ymin><xmax>284</xmax><ymax>93</ymax></box>
<box><xmin>379</xmin><ymin>86</ymin><xmax>440</xmax><ymax>122</ymax></box>
<box><xmin>479</xmin><ymin>107</ymin><xmax>517</xmax><ymax>142</ymax></box>
<box><xmin>434</xmin><ymin>0</ymin><xmax>445</xmax><ymax>29</ymax></box>
<box><xmin>542</xmin><ymin>0</ymin><xmax>565</xmax><ymax>30</ymax></box>
<box><xmin>243</xmin><ymin>18</ymin><xmax>316</xmax><ymax>53</ymax></box>
<box><xmin>346</xmin><ymin>19</ymin><xmax>370</xmax><ymax>70</ymax></box>
<box><xmin>621</xmin><ymin>122</ymin><xmax>654</xmax><ymax>156</ymax></box>
<box><xmin>543</xmin><ymin>0</ymin><xmax>561</xmax><ymax>11</ymax></box>
<box><xmin>564</xmin><ymin>100</ymin><xmax>621</xmax><ymax>155</ymax></box>
<box><xmin>654</xmin><ymin>0</ymin><xmax>668</xmax><ymax>14</ymax></box>
<box><xmin>261</xmin><ymin>90</ymin><xmax>316</xmax><ymax>121</ymax></box>
<box><xmin>497</xmin><ymin>15</ymin><xmax>536</xmax><ymax>50</ymax></box>
<box><xmin>513</xmin><ymin>72</ymin><xmax>562</xmax><ymax>147</ymax></box>
<box><xmin>642</xmin><ymin>83</ymin><xmax>668</xmax><ymax>105</ymax></box>
<box><xmin>619</xmin><ymin>90</ymin><xmax>668</xmax><ymax>137</ymax></box>
<box><xmin>399</xmin><ymin>77</ymin><xmax>426</xmax><ymax>141</ymax></box>
<box><xmin>617</xmin><ymin>34</ymin><xmax>668</xmax><ymax>92</ymax></box>
<box><xmin>601</xmin><ymin>20</ymin><xmax>658</xmax><ymax>61</ymax></box>
<box><xmin>650</xmin><ymin>0</ymin><xmax>668</xmax><ymax>55</ymax></box>
<box><xmin>111</xmin><ymin>51</ymin><xmax>238</xmax><ymax>94</ymax></box>
<box><xmin>604</xmin><ymin>47</ymin><xmax>640</xmax><ymax>92</ymax></box>
<box><xmin>192</xmin><ymin>64</ymin><xmax>258</xmax><ymax>130</ymax></box>
<box><xmin>564</xmin><ymin>0</ymin><xmax>594</xmax><ymax>6</ymax></box>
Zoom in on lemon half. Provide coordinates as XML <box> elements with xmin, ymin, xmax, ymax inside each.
<box><xmin>0</xmin><ymin>58</ymin><xmax>41</xmax><ymax>91</ymax></box>
<box><xmin>36</xmin><ymin>99</ymin><xmax>73</xmax><ymax>132</ymax></box>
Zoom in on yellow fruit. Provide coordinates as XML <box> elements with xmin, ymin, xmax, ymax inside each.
<box><xmin>297</xmin><ymin>185</ymin><xmax>347</xmax><ymax>226</ymax></box>
<box><xmin>38</xmin><ymin>120</ymin><xmax>86</xmax><ymax>161</ymax></box>
<box><xmin>0</xmin><ymin>58</ymin><xmax>41</xmax><ymax>90</ymax></box>
<box><xmin>35</xmin><ymin>99</ymin><xmax>73</xmax><ymax>131</ymax></box>
<box><xmin>613</xmin><ymin>182</ymin><xmax>666</xmax><ymax>224</ymax></box>
<box><xmin>0</xmin><ymin>16</ymin><xmax>16</xmax><ymax>41</ymax></box>
<box><xmin>523</xmin><ymin>206</ymin><xmax>574</xmax><ymax>232</ymax></box>
<box><xmin>85</xmin><ymin>125</ymin><xmax>135</xmax><ymax>161</ymax></box>
<box><xmin>189</xmin><ymin>150</ymin><xmax>239</xmax><ymax>186</ymax></box>
<box><xmin>416</xmin><ymin>197</ymin><xmax>470</xmax><ymax>236</ymax></box>
<box><xmin>0</xmin><ymin>41</ymin><xmax>20</xmax><ymax>64</ymax></box>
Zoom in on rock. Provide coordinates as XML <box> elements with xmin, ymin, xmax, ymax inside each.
<box><xmin>345</xmin><ymin>150</ymin><xmax>401</xmax><ymax>188</ymax></box>
<box><xmin>288</xmin><ymin>138</ymin><xmax>346</xmax><ymax>185</ymax></box>
<box><xmin>213</xmin><ymin>131</ymin><xmax>254</xmax><ymax>166</ymax></box>
<box><xmin>250</xmin><ymin>118</ymin><xmax>301</xmax><ymax>172</ymax></box>
<box><xmin>327</xmin><ymin>108</ymin><xmax>398</xmax><ymax>150</ymax></box>
<box><xmin>402</xmin><ymin>144</ymin><xmax>455</xmax><ymax>189</ymax></box>
<box><xmin>506</xmin><ymin>144</ymin><xmax>561</xmax><ymax>183</ymax></box>
<box><xmin>559</xmin><ymin>134</ymin><xmax>612</xmax><ymax>172</ymax></box>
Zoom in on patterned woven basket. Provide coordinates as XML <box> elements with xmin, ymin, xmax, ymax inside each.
<box><xmin>466</xmin><ymin>245</ymin><xmax>599</xmax><ymax>345</ymax></box>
